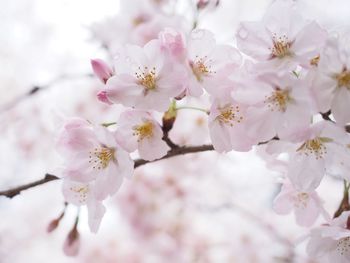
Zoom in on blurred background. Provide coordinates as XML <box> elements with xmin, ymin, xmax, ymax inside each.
<box><xmin>0</xmin><ymin>0</ymin><xmax>349</xmax><ymax>262</ymax></box>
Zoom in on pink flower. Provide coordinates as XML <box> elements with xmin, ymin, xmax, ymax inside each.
<box><xmin>307</xmin><ymin>211</ymin><xmax>350</xmax><ymax>262</ymax></box>
<box><xmin>104</xmin><ymin>40</ymin><xmax>186</xmax><ymax>111</ymax></box>
<box><xmin>236</xmin><ymin>0</ymin><xmax>327</xmax><ymax>71</ymax></box>
<box><xmin>208</xmin><ymin>97</ymin><xmax>256</xmax><ymax>152</ymax></box>
<box><xmin>91</xmin><ymin>59</ymin><xmax>113</xmax><ymax>84</ymax></box>
<box><xmin>185</xmin><ymin>29</ymin><xmax>242</xmax><ymax>97</ymax></box>
<box><xmin>158</xmin><ymin>28</ymin><xmax>186</xmax><ymax>62</ymax></box>
<box><xmin>267</xmin><ymin>121</ymin><xmax>350</xmax><ymax>191</ymax></box>
<box><xmin>273</xmin><ymin>180</ymin><xmax>326</xmax><ymax>227</ymax></box>
<box><xmin>97</xmin><ymin>90</ymin><xmax>113</xmax><ymax>105</ymax></box>
<box><xmin>62</xmin><ymin>179</ymin><xmax>107</xmax><ymax>233</ymax></box>
<box><xmin>56</xmin><ymin>118</ymin><xmax>134</xmax><ymax>199</ymax></box>
<box><xmin>116</xmin><ymin>110</ymin><xmax>170</xmax><ymax>161</ymax></box>
<box><xmin>233</xmin><ymin>72</ymin><xmax>315</xmax><ymax>142</ymax></box>
<box><xmin>312</xmin><ymin>35</ymin><xmax>350</xmax><ymax>125</ymax></box>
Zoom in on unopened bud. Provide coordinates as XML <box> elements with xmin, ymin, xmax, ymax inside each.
<box><xmin>91</xmin><ymin>59</ymin><xmax>113</xmax><ymax>84</ymax></box>
<box><xmin>97</xmin><ymin>90</ymin><xmax>113</xmax><ymax>105</ymax></box>
<box><xmin>162</xmin><ymin>100</ymin><xmax>177</xmax><ymax>134</ymax></box>
<box><xmin>63</xmin><ymin>225</ymin><xmax>80</xmax><ymax>257</ymax></box>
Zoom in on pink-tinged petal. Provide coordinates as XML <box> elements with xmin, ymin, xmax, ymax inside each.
<box><xmin>105</xmin><ymin>75</ymin><xmax>144</xmax><ymax>107</ymax></box>
<box><xmin>158</xmin><ymin>28</ymin><xmax>186</xmax><ymax>59</ymax></box>
<box><xmin>97</xmin><ymin>90</ymin><xmax>113</xmax><ymax>105</ymax></box>
<box><xmin>93</xmin><ymin>165</ymin><xmax>123</xmax><ymax>200</ymax></box>
<box><xmin>288</xmin><ymin>154</ymin><xmax>325</xmax><ymax>191</ymax></box>
<box><xmin>319</xmin><ymin>37</ymin><xmax>344</xmax><ymax>75</ymax></box>
<box><xmin>87</xmin><ymin>199</ymin><xmax>106</xmax><ymax>233</ymax></box>
<box><xmin>273</xmin><ymin>188</ymin><xmax>294</xmax><ymax>215</ymax></box>
<box><xmin>278</xmin><ymin>103</ymin><xmax>312</xmax><ymax>140</ymax></box>
<box><xmin>306</xmin><ymin>232</ymin><xmax>335</xmax><ymax>258</ymax></box>
<box><xmin>138</xmin><ymin>137</ymin><xmax>170</xmax><ymax>161</ymax></box>
<box><xmin>331</xmin><ymin>87</ymin><xmax>350</xmax><ymax>125</ymax></box>
<box><xmin>294</xmin><ymin>196</ymin><xmax>320</xmax><ymax>227</ymax></box>
<box><xmin>209</xmin><ymin>121</ymin><xmax>232</xmax><ymax>153</ymax></box>
<box><xmin>245</xmin><ymin>106</ymin><xmax>279</xmax><ymax>142</ymax></box>
<box><xmin>292</xmin><ymin>21</ymin><xmax>327</xmax><ymax>65</ymax></box>
<box><xmin>312</xmin><ymin>74</ymin><xmax>337</xmax><ymax>113</ymax></box>
<box><xmin>115</xmin><ymin>148</ymin><xmax>134</xmax><ymax>179</ymax></box>
<box><xmin>91</xmin><ymin>59</ymin><xmax>113</xmax><ymax>84</ymax></box>
<box><xmin>62</xmin><ymin>180</ymin><xmax>90</xmax><ymax>206</ymax></box>
<box><xmin>143</xmin><ymin>39</ymin><xmax>164</xmax><ymax>70</ymax></box>
<box><xmin>188</xmin><ymin>29</ymin><xmax>216</xmax><ymax>60</ymax></box>
<box><xmin>236</xmin><ymin>22</ymin><xmax>273</xmax><ymax>60</ymax></box>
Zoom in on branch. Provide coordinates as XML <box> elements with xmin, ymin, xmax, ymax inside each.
<box><xmin>0</xmin><ymin>144</ymin><xmax>214</xmax><ymax>198</ymax></box>
<box><xmin>0</xmin><ymin>74</ymin><xmax>93</xmax><ymax>114</ymax></box>
<box><xmin>0</xmin><ymin>174</ymin><xmax>59</xmax><ymax>198</ymax></box>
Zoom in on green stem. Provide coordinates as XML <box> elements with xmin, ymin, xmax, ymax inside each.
<box><xmin>176</xmin><ymin>106</ymin><xmax>209</xmax><ymax>114</ymax></box>
<box><xmin>101</xmin><ymin>122</ymin><xmax>117</xmax><ymax>127</ymax></box>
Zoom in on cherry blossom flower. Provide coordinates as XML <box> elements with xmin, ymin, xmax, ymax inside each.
<box><xmin>56</xmin><ymin>118</ymin><xmax>134</xmax><ymax>199</ymax></box>
<box><xmin>116</xmin><ymin>110</ymin><xmax>170</xmax><ymax>161</ymax></box>
<box><xmin>233</xmin><ymin>72</ymin><xmax>315</xmax><ymax>142</ymax></box>
<box><xmin>236</xmin><ymin>0</ymin><xmax>327</xmax><ymax>71</ymax></box>
<box><xmin>185</xmin><ymin>29</ymin><xmax>242</xmax><ymax>97</ymax></box>
<box><xmin>91</xmin><ymin>59</ymin><xmax>113</xmax><ymax>84</ymax></box>
<box><xmin>307</xmin><ymin>211</ymin><xmax>350</xmax><ymax>263</ymax></box>
<box><xmin>208</xmin><ymin>97</ymin><xmax>256</xmax><ymax>152</ymax></box>
<box><xmin>311</xmin><ymin>34</ymin><xmax>350</xmax><ymax>125</ymax></box>
<box><xmin>62</xmin><ymin>179</ymin><xmax>106</xmax><ymax>233</ymax></box>
<box><xmin>104</xmin><ymin>40</ymin><xmax>186</xmax><ymax>111</ymax></box>
<box><xmin>267</xmin><ymin>121</ymin><xmax>350</xmax><ymax>191</ymax></box>
<box><xmin>273</xmin><ymin>180</ymin><xmax>326</xmax><ymax>227</ymax></box>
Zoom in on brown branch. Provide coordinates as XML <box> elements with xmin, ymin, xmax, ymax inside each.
<box><xmin>0</xmin><ymin>144</ymin><xmax>214</xmax><ymax>199</ymax></box>
<box><xmin>0</xmin><ymin>74</ymin><xmax>93</xmax><ymax>114</ymax></box>
<box><xmin>0</xmin><ymin>174</ymin><xmax>59</xmax><ymax>198</ymax></box>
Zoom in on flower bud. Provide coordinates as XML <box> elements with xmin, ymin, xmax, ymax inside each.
<box><xmin>91</xmin><ymin>59</ymin><xmax>113</xmax><ymax>84</ymax></box>
<box><xmin>63</xmin><ymin>225</ymin><xmax>80</xmax><ymax>257</ymax></box>
<box><xmin>97</xmin><ymin>90</ymin><xmax>113</xmax><ymax>105</ymax></box>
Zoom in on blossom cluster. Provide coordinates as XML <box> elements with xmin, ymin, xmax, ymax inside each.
<box><xmin>55</xmin><ymin>0</ymin><xmax>350</xmax><ymax>260</ymax></box>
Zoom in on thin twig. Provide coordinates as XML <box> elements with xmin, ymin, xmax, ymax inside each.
<box><xmin>0</xmin><ymin>74</ymin><xmax>93</xmax><ymax>114</ymax></box>
<box><xmin>0</xmin><ymin>144</ymin><xmax>214</xmax><ymax>198</ymax></box>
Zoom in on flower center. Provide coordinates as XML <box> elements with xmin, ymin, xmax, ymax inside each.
<box><xmin>190</xmin><ymin>55</ymin><xmax>215</xmax><ymax>82</ymax></box>
<box><xmin>297</xmin><ymin>137</ymin><xmax>330</xmax><ymax>160</ymax></box>
<box><xmin>217</xmin><ymin>105</ymin><xmax>243</xmax><ymax>126</ymax></box>
<box><xmin>336</xmin><ymin>237</ymin><xmax>350</xmax><ymax>256</ymax></box>
<box><xmin>270</xmin><ymin>34</ymin><xmax>292</xmax><ymax>59</ymax></box>
<box><xmin>265</xmin><ymin>88</ymin><xmax>291</xmax><ymax>112</ymax></box>
<box><xmin>336</xmin><ymin>69</ymin><xmax>350</xmax><ymax>89</ymax></box>
<box><xmin>135</xmin><ymin>66</ymin><xmax>157</xmax><ymax>93</ymax></box>
<box><xmin>133</xmin><ymin>121</ymin><xmax>154</xmax><ymax>142</ymax></box>
<box><xmin>310</xmin><ymin>55</ymin><xmax>320</xmax><ymax>66</ymax></box>
<box><xmin>292</xmin><ymin>192</ymin><xmax>309</xmax><ymax>209</ymax></box>
<box><xmin>70</xmin><ymin>185</ymin><xmax>89</xmax><ymax>204</ymax></box>
<box><xmin>89</xmin><ymin>147</ymin><xmax>115</xmax><ymax>170</ymax></box>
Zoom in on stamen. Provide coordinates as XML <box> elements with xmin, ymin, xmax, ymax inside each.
<box><xmin>269</xmin><ymin>34</ymin><xmax>292</xmax><ymax>59</ymax></box>
<box><xmin>216</xmin><ymin>105</ymin><xmax>243</xmax><ymax>126</ymax></box>
<box><xmin>297</xmin><ymin>137</ymin><xmax>330</xmax><ymax>160</ymax></box>
<box><xmin>190</xmin><ymin>55</ymin><xmax>216</xmax><ymax>82</ymax></box>
<box><xmin>70</xmin><ymin>185</ymin><xmax>89</xmax><ymax>204</ymax></box>
<box><xmin>135</xmin><ymin>66</ymin><xmax>157</xmax><ymax>93</ymax></box>
<box><xmin>264</xmin><ymin>88</ymin><xmax>291</xmax><ymax>112</ymax></box>
<box><xmin>89</xmin><ymin>147</ymin><xmax>115</xmax><ymax>170</ymax></box>
<box><xmin>336</xmin><ymin>68</ymin><xmax>350</xmax><ymax>89</ymax></box>
<box><xmin>133</xmin><ymin>121</ymin><xmax>154</xmax><ymax>142</ymax></box>
<box><xmin>292</xmin><ymin>192</ymin><xmax>309</xmax><ymax>209</ymax></box>
<box><xmin>336</xmin><ymin>237</ymin><xmax>350</xmax><ymax>256</ymax></box>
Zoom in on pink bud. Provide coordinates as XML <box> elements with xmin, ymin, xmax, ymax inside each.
<box><xmin>47</xmin><ymin>218</ymin><xmax>60</xmax><ymax>233</ymax></box>
<box><xmin>158</xmin><ymin>28</ymin><xmax>186</xmax><ymax>59</ymax></box>
<box><xmin>97</xmin><ymin>90</ymin><xmax>113</xmax><ymax>105</ymax></box>
<box><xmin>63</xmin><ymin>227</ymin><xmax>80</xmax><ymax>257</ymax></box>
<box><xmin>91</xmin><ymin>59</ymin><xmax>113</xmax><ymax>84</ymax></box>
